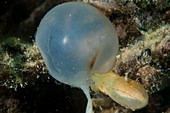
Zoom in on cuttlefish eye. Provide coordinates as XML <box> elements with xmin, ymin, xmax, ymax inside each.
<box><xmin>35</xmin><ymin>2</ymin><xmax>119</xmax><ymax>113</ymax></box>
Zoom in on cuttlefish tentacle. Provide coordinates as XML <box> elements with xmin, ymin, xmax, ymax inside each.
<box><xmin>91</xmin><ymin>71</ymin><xmax>149</xmax><ymax>111</ymax></box>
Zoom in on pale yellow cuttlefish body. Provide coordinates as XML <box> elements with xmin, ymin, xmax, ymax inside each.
<box><xmin>91</xmin><ymin>71</ymin><xmax>149</xmax><ymax>111</ymax></box>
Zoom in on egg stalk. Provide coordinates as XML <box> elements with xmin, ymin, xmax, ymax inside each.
<box><xmin>81</xmin><ymin>86</ymin><xmax>94</xmax><ymax>113</ymax></box>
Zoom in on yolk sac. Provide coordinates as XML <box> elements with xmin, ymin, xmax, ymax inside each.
<box><xmin>35</xmin><ymin>2</ymin><xmax>118</xmax><ymax>113</ymax></box>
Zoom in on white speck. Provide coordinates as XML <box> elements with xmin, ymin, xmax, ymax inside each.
<box><xmin>63</xmin><ymin>36</ymin><xmax>68</xmax><ymax>44</ymax></box>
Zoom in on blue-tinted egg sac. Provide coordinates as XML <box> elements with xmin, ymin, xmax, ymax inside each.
<box><xmin>35</xmin><ymin>2</ymin><xmax>118</xmax><ymax>88</ymax></box>
<box><xmin>35</xmin><ymin>2</ymin><xmax>119</xmax><ymax>113</ymax></box>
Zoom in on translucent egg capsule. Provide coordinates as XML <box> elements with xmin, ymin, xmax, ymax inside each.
<box><xmin>36</xmin><ymin>2</ymin><xmax>118</xmax><ymax>87</ymax></box>
<box><xmin>35</xmin><ymin>2</ymin><xmax>118</xmax><ymax>113</ymax></box>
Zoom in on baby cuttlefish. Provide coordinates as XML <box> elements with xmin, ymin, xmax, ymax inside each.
<box><xmin>91</xmin><ymin>71</ymin><xmax>149</xmax><ymax>111</ymax></box>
